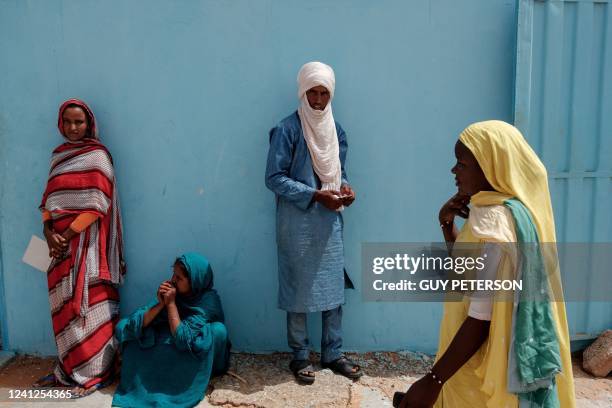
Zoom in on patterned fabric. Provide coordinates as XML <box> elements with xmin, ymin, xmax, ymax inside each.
<box><xmin>52</xmin><ymin>283</ymin><xmax>120</xmax><ymax>388</ymax></box>
<box><xmin>41</xmin><ymin>139</ymin><xmax>125</xmax><ymax>315</ymax></box>
<box><xmin>40</xmin><ymin>99</ymin><xmax>125</xmax><ymax>387</ymax></box>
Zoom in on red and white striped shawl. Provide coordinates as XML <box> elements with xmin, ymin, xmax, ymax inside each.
<box><xmin>40</xmin><ymin>139</ymin><xmax>125</xmax><ymax>317</ymax></box>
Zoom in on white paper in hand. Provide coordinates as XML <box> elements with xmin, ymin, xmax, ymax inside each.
<box><xmin>22</xmin><ymin>235</ymin><xmax>52</xmax><ymax>273</ymax></box>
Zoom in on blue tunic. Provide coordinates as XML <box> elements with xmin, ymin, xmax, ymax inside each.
<box><xmin>265</xmin><ymin>111</ymin><xmax>349</xmax><ymax>313</ymax></box>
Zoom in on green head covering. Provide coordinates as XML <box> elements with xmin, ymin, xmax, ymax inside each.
<box><xmin>178</xmin><ymin>252</ymin><xmax>213</xmax><ymax>295</ymax></box>
<box><xmin>172</xmin><ymin>252</ymin><xmax>224</xmax><ymax>326</ymax></box>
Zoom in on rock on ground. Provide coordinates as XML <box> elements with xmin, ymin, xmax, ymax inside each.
<box><xmin>583</xmin><ymin>330</ymin><xmax>612</xmax><ymax>378</ymax></box>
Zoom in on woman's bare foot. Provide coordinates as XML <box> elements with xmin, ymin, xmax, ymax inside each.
<box><xmin>70</xmin><ymin>385</ymin><xmax>97</xmax><ymax>399</ymax></box>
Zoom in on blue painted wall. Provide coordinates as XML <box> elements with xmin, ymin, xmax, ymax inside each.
<box><xmin>0</xmin><ymin>0</ymin><xmax>518</xmax><ymax>355</ymax></box>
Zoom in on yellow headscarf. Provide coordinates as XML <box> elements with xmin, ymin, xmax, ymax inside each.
<box><xmin>459</xmin><ymin>120</ymin><xmax>555</xmax><ymax>243</ymax></box>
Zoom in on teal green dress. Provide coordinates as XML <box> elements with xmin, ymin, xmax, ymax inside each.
<box><xmin>112</xmin><ymin>253</ymin><xmax>230</xmax><ymax>408</ymax></box>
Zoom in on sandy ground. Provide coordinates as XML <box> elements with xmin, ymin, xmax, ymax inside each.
<box><xmin>0</xmin><ymin>352</ymin><xmax>609</xmax><ymax>407</ymax></box>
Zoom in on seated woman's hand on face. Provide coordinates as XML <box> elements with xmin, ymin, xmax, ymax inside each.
<box><xmin>156</xmin><ymin>283</ymin><xmax>167</xmax><ymax>306</ymax></box>
<box><xmin>159</xmin><ymin>281</ymin><xmax>177</xmax><ymax>306</ymax></box>
<box><xmin>143</xmin><ymin>282</ymin><xmax>171</xmax><ymax>328</ymax></box>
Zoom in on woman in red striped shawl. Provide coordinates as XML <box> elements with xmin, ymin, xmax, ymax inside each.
<box><xmin>35</xmin><ymin>99</ymin><xmax>125</xmax><ymax>398</ymax></box>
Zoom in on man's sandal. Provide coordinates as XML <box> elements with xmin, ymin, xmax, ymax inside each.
<box><xmin>289</xmin><ymin>359</ymin><xmax>315</xmax><ymax>384</ymax></box>
<box><xmin>322</xmin><ymin>356</ymin><xmax>363</xmax><ymax>379</ymax></box>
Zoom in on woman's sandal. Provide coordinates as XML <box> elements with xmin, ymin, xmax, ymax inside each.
<box><xmin>322</xmin><ymin>356</ymin><xmax>363</xmax><ymax>379</ymax></box>
<box><xmin>32</xmin><ymin>373</ymin><xmax>59</xmax><ymax>388</ymax></box>
<box><xmin>70</xmin><ymin>376</ymin><xmax>114</xmax><ymax>399</ymax></box>
<box><xmin>289</xmin><ymin>359</ymin><xmax>315</xmax><ymax>384</ymax></box>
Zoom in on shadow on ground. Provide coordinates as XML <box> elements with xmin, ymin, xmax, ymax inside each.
<box><xmin>207</xmin><ymin>351</ymin><xmax>430</xmax><ymax>407</ymax></box>
<box><xmin>1</xmin><ymin>353</ymin><xmax>610</xmax><ymax>407</ymax></box>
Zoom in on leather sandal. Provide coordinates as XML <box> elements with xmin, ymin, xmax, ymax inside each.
<box><xmin>289</xmin><ymin>359</ymin><xmax>315</xmax><ymax>384</ymax></box>
<box><xmin>322</xmin><ymin>356</ymin><xmax>363</xmax><ymax>379</ymax></box>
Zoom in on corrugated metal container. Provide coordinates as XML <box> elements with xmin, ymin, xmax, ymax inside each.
<box><xmin>514</xmin><ymin>0</ymin><xmax>612</xmax><ymax>341</ymax></box>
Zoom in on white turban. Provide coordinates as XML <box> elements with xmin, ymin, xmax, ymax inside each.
<box><xmin>297</xmin><ymin>61</ymin><xmax>342</xmax><ymax>193</ymax></box>
<box><xmin>297</xmin><ymin>62</ymin><xmax>336</xmax><ymax>100</ymax></box>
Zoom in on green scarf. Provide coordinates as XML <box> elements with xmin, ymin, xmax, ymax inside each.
<box><xmin>505</xmin><ymin>199</ymin><xmax>561</xmax><ymax>408</ymax></box>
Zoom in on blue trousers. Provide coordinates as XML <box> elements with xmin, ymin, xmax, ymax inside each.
<box><xmin>287</xmin><ymin>305</ymin><xmax>343</xmax><ymax>364</ymax></box>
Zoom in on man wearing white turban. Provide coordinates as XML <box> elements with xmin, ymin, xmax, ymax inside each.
<box><xmin>265</xmin><ymin>61</ymin><xmax>362</xmax><ymax>384</ymax></box>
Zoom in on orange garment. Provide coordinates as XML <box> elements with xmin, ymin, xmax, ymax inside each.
<box><xmin>42</xmin><ymin>210</ymin><xmax>99</xmax><ymax>233</ymax></box>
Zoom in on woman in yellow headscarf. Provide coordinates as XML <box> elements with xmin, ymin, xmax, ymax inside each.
<box><xmin>399</xmin><ymin>121</ymin><xmax>575</xmax><ymax>407</ymax></box>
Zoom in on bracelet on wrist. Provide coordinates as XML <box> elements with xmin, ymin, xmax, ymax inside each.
<box><xmin>427</xmin><ymin>369</ymin><xmax>444</xmax><ymax>385</ymax></box>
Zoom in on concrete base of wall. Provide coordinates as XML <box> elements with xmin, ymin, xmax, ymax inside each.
<box><xmin>0</xmin><ymin>351</ymin><xmax>15</xmax><ymax>369</ymax></box>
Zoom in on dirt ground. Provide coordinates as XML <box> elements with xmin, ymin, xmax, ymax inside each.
<box><xmin>0</xmin><ymin>352</ymin><xmax>610</xmax><ymax>407</ymax></box>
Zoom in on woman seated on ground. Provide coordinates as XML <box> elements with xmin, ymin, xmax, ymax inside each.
<box><xmin>399</xmin><ymin>121</ymin><xmax>575</xmax><ymax>407</ymax></box>
<box><xmin>112</xmin><ymin>253</ymin><xmax>230</xmax><ymax>408</ymax></box>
